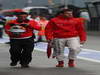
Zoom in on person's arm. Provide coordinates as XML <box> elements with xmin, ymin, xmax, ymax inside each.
<box><xmin>45</xmin><ymin>20</ymin><xmax>54</xmax><ymax>41</ymax></box>
<box><xmin>76</xmin><ymin>18</ymin><xmax>87</xmax><ymax>44</ymax></box>
<box><xmin>29</xmin><ymin>20</ymin><xmax>41</xmax><ymax>31</ymax></box>
<box><xmin>4</xmin><ymin>22</ymin><xmax>13</xmax><ymax>36</ymax></box>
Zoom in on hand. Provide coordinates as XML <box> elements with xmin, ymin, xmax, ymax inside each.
<box><xmin>47</xmin><ymin>40</ymin><xmax>51</xmax><ymax>43</ymax></box>
<box><xmin>47</xmin><ymin>39</ymin><xmax>53</xmax><ymax>47</ymax></box>
<box><xmin>80</xmin><ymin>41</ymin><xmax>85</xmax><ymax>44</ymax></box>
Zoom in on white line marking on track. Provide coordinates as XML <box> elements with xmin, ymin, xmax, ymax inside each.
<box><xmin>35</xmin><ymin>48</ymin><xmax>100</xmax><ymax>63</ymax></box>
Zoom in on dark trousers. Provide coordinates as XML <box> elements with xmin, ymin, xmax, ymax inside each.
<box><xmin>0</xmin><ymin>28</ymin><xmax>3</xmax><ymax>38</ymax></box>
<box><xmin>9</xmin><ymin>37</ymin><xmax>34</xmax><ymax>65</ymax></box>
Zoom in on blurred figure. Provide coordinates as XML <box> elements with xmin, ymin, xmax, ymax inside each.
<box><xmin>5</xmin><ymin>14</ymin><xmax>17</xmax><ymax>22</ymax></box>
<box><xmin>80</xmin><ymin>10</ymin><xmax>90</xmax><ymax>30</ymax></box>
<box><xmin>37</xmin><ymin>15</ymin><xmax>48</xmax><ymax>42</ymax></box>
<box><xmin>29</xmin><ymin>14</ymin><xmax>40</xmax><ymax>42</ymax></box>
<box><xmin>45</xmin><ymin>9</ymin><xmax>87</xmax><ymax>67</ymax></box>
<box><xmin>4</xmin><ymin>12</ymin><xmax>41</xmax><ymax>68</ymax></box>
<box><xmin>0</xmin><ymin>15</ymin><xmax>6</xmax><ymax>38</ymax></box>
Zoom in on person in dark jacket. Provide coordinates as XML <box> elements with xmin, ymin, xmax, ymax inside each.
<box><xmin>5</xmin><ymin>12</ymin><xmax>41</xmax><ymax>68</ymax></box>
<box><xmin>0</xmin><ymin>15</ymin><xmax>6</xmax><ymax>38</ymax></box>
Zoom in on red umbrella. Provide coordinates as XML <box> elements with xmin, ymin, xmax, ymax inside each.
<box><xmin>47</xmin><ymin>43</ymin><xmax>52</xmax><ymax>58</ymax></box>
<box><xmin>0</xmin><ymin>9</ymin><xmax>24</xmax><ymax>16</ymax></box>
<box><xmin>8</xmin><ymin>9</ymin><xmax>24</xmax><ymax>13</ymax></box>
<box><xmin>0</xmin><ymin>9</ymin><xmax>24</xmax><ymax>13</ymax></box>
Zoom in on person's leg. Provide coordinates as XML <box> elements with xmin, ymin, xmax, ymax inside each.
<box><xmin>67</xmin><ymin>37</ymin><xmax>81</xmax><ymax>67</ymax></box>
<box><xmin>9</xmin><ymin>39</ymin><xmax>22</xmax><ymax>66</ymax></box>
<box><xmin>53</xmin><ymin>38</ymin><xmax>66</xmax><ymax>67</ymax></box>
<box><xmin>20</xmin><ymin>38</ymin><xmax>34</xmax><ymax>67</ymax></box>
<box><xmin>0</xmin><ymin>28</ymin><xmax>3</xmax><ymax>38</ymax></box>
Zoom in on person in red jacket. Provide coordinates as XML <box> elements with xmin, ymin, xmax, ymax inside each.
<box><xmin>5</xmin><ymin>12</ymin><xmax>41</xmax><ymax>68</ymax></box>
<box><xmin>45</xmin><ymin>9</ymin><xmax>86</xmax><ymax>67</ymax></box>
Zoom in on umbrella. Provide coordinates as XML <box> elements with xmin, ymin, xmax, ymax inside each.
<box><xmin>0</xmin><ymin>9</ymin><xmax>24</xmax><ymax>16</ymax></box>
<box><xmin>8</xmin><ymin>9</ymin><xmax>24</xmax><ymax>13</ymax></box>
<box><xmin>47</xmin><ymin>43</ymin><xmax>52</xmax><ymax>58</ymax></box>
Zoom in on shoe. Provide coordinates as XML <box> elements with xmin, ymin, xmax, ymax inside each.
<box><xmin>10</xmin><ymin>62</ymin><xmax>17</xmax><ymax>66</ymax></box>
<box><xmin>56</xmin><ymin>61</ymin><xmax>64</xmax><ymax>67</ymax></box>
<box><xmin>21</xmin><ymin>64</ymin><xmax>29</xmax><ymax>68</ymax></box>
<box><xmin>68</xmin><ymin>59</ymin><xmax>75</xmax><ymax>67</ymax></box>
<box><xmin>56</xmin><ymin>64</ymin><xmax>64</xmax><ymax>67</ymax></box>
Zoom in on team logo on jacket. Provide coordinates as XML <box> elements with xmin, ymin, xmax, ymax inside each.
<box><xmin>10</xmin><ymin>25</ymin><xmax>26</xmax><ymax>33</ymax></box>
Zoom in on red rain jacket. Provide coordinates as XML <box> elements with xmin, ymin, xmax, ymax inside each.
<box><xmin>5</xmin><ymin>19</ymin><xmax>41</xmax><ymax>39</ymax></box>
<box><xmin>45</xmin><ymin>16</ymin><xmax>86</xmax><ymax>42</ymax></box>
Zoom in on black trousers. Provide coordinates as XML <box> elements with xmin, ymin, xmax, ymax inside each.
<box><xmin>0</xmin><ymin>28</ymin><xmax>3</xmax><ymax>38</ymax></box>
<box><xmin>9</xmin><ymin>37</ymin><xmax>34</xmax><ymax>65</ymax></box>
